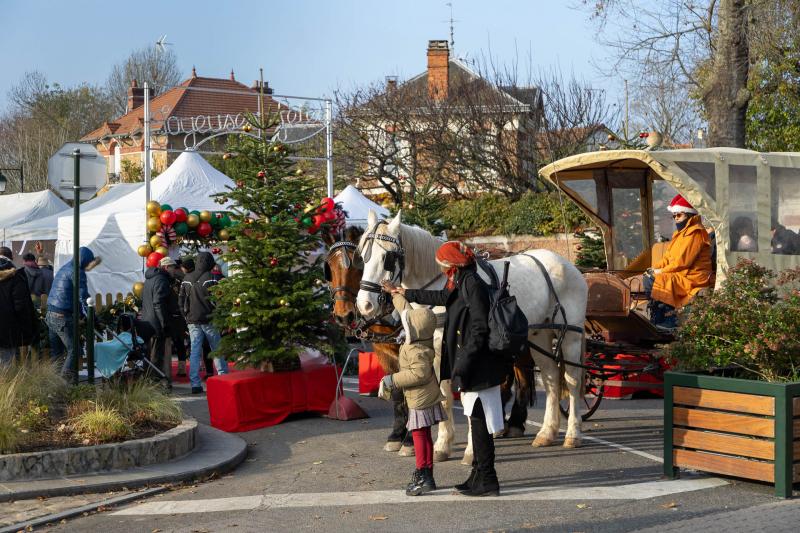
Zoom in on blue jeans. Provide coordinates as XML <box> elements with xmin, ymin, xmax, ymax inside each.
<box><xmin>188</xmin><ymin>323</ymin><xmax>228</xmax><ymax>388</ymax></box>
<box><xmin>45</xmin><ymin>311</ymin><xmax>80</xmax><ymax>375</ymax></box>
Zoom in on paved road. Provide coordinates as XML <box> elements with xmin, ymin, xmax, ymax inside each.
<box><xmin>41</xmin><ymin>384</ymin><xmax>791</xmax><ymax>532</ymax></box>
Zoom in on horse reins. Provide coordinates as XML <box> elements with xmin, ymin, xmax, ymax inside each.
<box><xmin>324</xmin><ymin>241</ymin><xmax>361</xmax><ymax>303</ymax></box>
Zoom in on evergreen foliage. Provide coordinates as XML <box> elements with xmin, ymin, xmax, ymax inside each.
<box><xmin>211</xmin><ymin>119</ymin><xmax>337</xmax><ymax>367</ymax></box>
<box><xmin>574</xmin><ymin>230</ymin><xmax>607</xmax><ymax>269</ymax></box>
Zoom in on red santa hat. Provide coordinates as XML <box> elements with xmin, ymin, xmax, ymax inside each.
<box><xmin>667</xmin><ymin>194</ymin><xmax>697</xmax><ymax>215</ymax></box>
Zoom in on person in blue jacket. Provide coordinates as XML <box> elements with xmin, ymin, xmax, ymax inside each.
<box><xmin>46</xmin><ymin>247</ymin><xmax>101</xmax><ymax>375</ymax></box>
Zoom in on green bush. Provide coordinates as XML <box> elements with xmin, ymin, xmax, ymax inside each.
<box><xmin>95</xmin><ymin>380</ymin><xmax>181</xmax><ymax>426</ymax></box>
<box><xmin>442</xmin><ymin>192</ymin><xmax>587</xmax><ymax>237</ymax></box>
<box><xmin>16</xmin><ymin>400</ymin><xmax>50</xmax><ymax>432</ymax></box>
<box><xmin>668</xmin><ymin>260</ymin><xmax>800</xmax><ymax>382</ymax></box>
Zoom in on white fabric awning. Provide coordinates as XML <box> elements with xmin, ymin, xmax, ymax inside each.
<box><xmin>333</xmin><ymin>185</ymin><xmax>389</xmax><ymax>227</ymax></box>
<box><xmin>0</xmin><ymin>190</ymin><xmax>69</xmax><ymax>244</ymax></box>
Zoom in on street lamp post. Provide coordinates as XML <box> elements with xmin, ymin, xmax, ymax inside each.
<box><xmin>0</xmin><ymin>166</ymin><xmax>23</xmax><ymax>193</ymax></box>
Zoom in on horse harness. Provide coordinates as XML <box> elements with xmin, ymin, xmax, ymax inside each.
<box><xmin>324</xmin><ymin>240</ymin><xmax>362</xmax><ymax>304</ymax></box>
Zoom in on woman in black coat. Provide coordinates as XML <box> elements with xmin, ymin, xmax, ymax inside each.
<box><xmin>382</xmin><ymin>241</ymin><xmax>504</xmax><ymax>497</ymax></box>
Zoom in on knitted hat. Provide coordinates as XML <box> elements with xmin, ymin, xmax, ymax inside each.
<box><xmin>667</xmin><ymin>194</ymin><xmax>697</xmax><ymax>215</ymax></box>
<box><xmin>159</xmin><ymin>256</ymin><xmax>177</xmax><ymax>268</ymax></box>
<box><xmin>36</xmin><ymin>256</ymin><xmax>50</xmax><ymax>267</ymax></box>
<box><xmin>435</xmin><ymin>241</ymin><xmax>475</xmax><ymax>269</ymax></box>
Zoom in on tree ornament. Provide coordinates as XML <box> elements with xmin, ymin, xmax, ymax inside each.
<box><xmin>236</xmin><ymin>180</ymin><xmax>245</xmax><ymax>188</ymax></box>
<box><xmin>273</xmin><ymin>144</ymin><xmax>282</xmax><ymax>152</ymax></box>
<box><xmin>314</xmin><ymin>279</ymin><xmax>323</xmax><ymax>286</ymax></box>
<box><xmin>211</xmin><ymin>247</ymin><xmax>222</xmax><ymax>254</ymax></box>
<box><xmin>279</xmin><ymin>299</ymin><xmax>286</xmax><ymax>306</ymax></box>
<box><xmin>174</xmin><ymin>221</ymin><xmax>189</xmax><ymax>236</ymax></box>
<box><xmin>147</xmin><ymin>217</ymin><xmax>162</xmax><ymax>232</ymax></box>
<box><xmin>243</xmin><ymin>123</ymin><xmax>252</xmax><ymax>133</ymax></box>
<box><xmin>301</xmin><ymin>217</ymin><xmax>313</xmax><ymax>227</ymax></box>
<box><xmin>222</xmin><ymin>152</ymin><xmax>232</xmax><ymax>160</ymax></box>
<box><xmin>146</xmin><ymin>201</ymin><xmax>161</xmax><ymax>216</ymax></box>
<box><xmin>174</xmin><ymin>208</ymin><xmax>188</xmax><ymax>223</ymax></box>
<box><xmin>132</xmin><ymin>281</ymin><xmax>144</xmax><ymax>298</ymax></box>
<box><xmin>320</xmin><ymin>197</ymin><xmax>335</xmax><ymax>213</ymax></box>
<box><xmin>234</xmin><ymin>298</ymin><xmax>241</xmax><ymax>306</ymax></box>
<box><xmin>146</xmin><ymin>252</ymin><xmax>164</xmax><ymax>268</ymax></box>
<box><xmin>160</xmin><ymin>210</ymin><xmax>177</xmax><ymax>226</ymax></box>
<box><xmin>137</xmin><ymin>244</ymin><xmax>152</xmax><ymax>257</ymax></box>
<box><xmin>269</xmin><ymin>257</ymin><xmax>279</xmax><ymax>267</ymax></box>
<box><xmin>186</xmin><ymin>214</ymin><xmax>200</xmax><ymax>228</ymax></box>
<box><xmin>295</xmin><ymin>168</ymin><xmax>304</xmax><ymax>176</ymax></box>
<box><xmin>149</xmin><ymin>234</ymin><xmax>163</xmax><ymax>248</ymax></box>
<box><xmin>160</xmin><ymin>204</ymin><xmax>173</xmax><ymax>212</ymax></box>
<box><xmin>199</xmin><ymin>210</ymin><xmax>212</xmax><ymax>223</ymax></box>
<box><xmin>197</xmin><ymin>221</ymin><xmax>213</xmax><ymax>237</ymax></box>
<box><xmin>218</xmin><ymin>228</ymin><xmax>230</xmax><ymax>241</ymax></box>
<box><xmin>155</xmin><ymin>246</ymin><xmax>169</xmax><ymax>256</ymax></box>
<box><xmin>258</xmin><ymin>170</ymin><xmax>266</xmax><ymax>179</ymax></box>
<box><xmin>284</xmin><ymin>301</ymin><xmax>290</xmax><ymax>307</ymax></box>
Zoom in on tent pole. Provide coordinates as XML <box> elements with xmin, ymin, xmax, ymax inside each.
<box><xmin>325</xmin><ymin>99</ymin><xmax>334</xmax><ymax>198</ymax></box>
<box><xmin>144</xmin><ymin>83</ymin><xmax>151</xmax><ymax>209</ymax></box>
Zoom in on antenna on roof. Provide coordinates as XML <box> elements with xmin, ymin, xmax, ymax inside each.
<box><xmin>155</xmin><ymin>34</ymin><xmax>173</xmax><ymax>54</ymax></box>
<box><xmin>444</xmin><ymin>2</ymin><xmax>458</xmax><ymax>50</ymax></box>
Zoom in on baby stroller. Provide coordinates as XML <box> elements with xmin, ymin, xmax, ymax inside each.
<box><xmin>94</xmin><ymin>313</ymin><xmax>171</xmax><ymax>386</ymax></box>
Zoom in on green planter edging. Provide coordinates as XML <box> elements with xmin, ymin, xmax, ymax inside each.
<box><xmin>664</xmin><ymin>371</ymin><xmax>800</xmax><ymax>498</ymax></box>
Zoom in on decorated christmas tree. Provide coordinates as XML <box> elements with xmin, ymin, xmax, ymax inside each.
<box><xmin>211</xmin><ymin>117</ymin><xmax>342</xmax><ymax>369</ymax></box>
<box><xmin>574</xmin><ymin>229</ymin><xmax>607</xmax><ymax>269</ymax></box>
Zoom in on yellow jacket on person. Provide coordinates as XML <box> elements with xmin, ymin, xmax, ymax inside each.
<box><xmin>652</xmin><ymin>215</ymin><xmax>714</xmax><ymax>309</ymax></box>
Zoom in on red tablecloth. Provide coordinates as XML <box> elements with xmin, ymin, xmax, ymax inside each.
<box><xmin>358</xmin><ymin>351</ymin><xmax>385</xmax><ymax>395</ymax></box>
<box><xmin>206</xmin><ymin>363</ymin><xmax>340</xmax><ymax>432</ymax></box>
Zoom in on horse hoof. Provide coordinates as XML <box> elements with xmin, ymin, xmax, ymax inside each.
<box><xmin>383</xmin><ymin>441</ymin><xmax>402</xmax><ymax>452</ymax></box>
<box><xmin>460</xmin><ymin>453</ymin><xmax>473</xmax><ymax>465</ymax></box>
<box><xmin>507</xmin><ymin>426</ymin><xmax>525</xmax><ymax>438</ymax></box>
<box><xmin>434</xmin><ymin>451</ymin><xmax>450</xmax><ymax>463</ymax></box>
<box><xmin>532</xmin><ymin>435</ymin><xmax>555</xmax><ymax>447</ymax></box>
<box><xmin>398</xmin><ymin>445</ymin><xmax>415</xmax><ymax>457</ymax></box>
<box><xmin>563</xmin><ymin>437</ymin><xmax>582</xmax><ymax>448</ymax></box>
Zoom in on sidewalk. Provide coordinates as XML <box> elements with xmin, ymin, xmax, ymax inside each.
<box><xmin>634</xmin><ymin>499</ymin><xmax>800</xmax><ymax>533</ymax></box>
<box><xmin>0</xmin><ymin>423</ymin><xmax>247</xmax><ymax>501</ymax></box>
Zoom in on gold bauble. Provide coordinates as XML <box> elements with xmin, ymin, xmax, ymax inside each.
<box><xmin>186</xmin><ymin>214</ymin><xmax>200</xmax><ymax>228</ymax></box>
<box><xmin>155</xmin><ymin>246</ymin><xmax>169</xmax><ymax>256</ymax></box>
<box><xmin>132</xmin><ymin>282</ymin><xmax>144</xmax><ymax>298</ymax></box>
<box><xmin>149</xmin><ymin>234</ymin><xmax>162</xmax><ymax>248</ymax></box>
<box><xmin>243</xmin><ymin>124</ymin><xmax>252</xmax><ymax>133</ymax></box>
<box><xmin>137</xmin><ymin>244</ymin><xmax>153</xmax><ymax>257</ymax></box>
<box><xmin>279</xmin><ymin>299</ymin><xmax>286</xmax><ymax>306</ymax></box>
<box><xmin>147</xmin><ymin>217</ymin><xmax>162</xmax><ymax>232</ymax></box>
<box><xmin>295</xmin><ymin>168</ymin><xmax>304</xmax><ymax>176</ymax></box>
<box><xmin>199</xmin><ymin>210</ymin><xmax>212</xmax><ymax>222</ymax></box>
<box><xmin>222</xmin><ymin>152</ymin><xmax>231</xmax><ymax>160</ymax></box>
<box><xmin>146</xmin><ymin>200</ymin><xmax>161</xmax><ymax>216</ymax></box>
<box><xmin>218</xmin><ymin>229</ymin><xmax>230</xmax><ymax>241</ymax></box>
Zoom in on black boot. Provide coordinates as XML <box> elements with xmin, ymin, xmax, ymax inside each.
<box><xmin>407</xmin><ymin>467</ymin><xmax>435</xmax><ymax>496</ymax></box>
<box><xmin>463</xmin><ymin>470</ymin><xmax>500</xmax><ymax>497</ymax></box>
<box><xmin>405</xmin><ymin>469</ymin><xmax>422</xmax><ymax>492</ymax></box>
<box><xmin>454</xmin><ymin>468</ymin><xmax>477</xmax><ymax>493</ymax></box>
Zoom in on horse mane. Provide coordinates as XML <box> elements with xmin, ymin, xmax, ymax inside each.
<box><xmin>398</xmin><ymin>222</ymin><xmax>442</xmax><ymax>285</ymax></box>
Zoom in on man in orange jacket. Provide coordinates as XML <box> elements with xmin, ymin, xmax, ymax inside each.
<box><xmin>643</xmin><ymin>194</ymin><xmax>714</xmax><ymax>327</ymax></box>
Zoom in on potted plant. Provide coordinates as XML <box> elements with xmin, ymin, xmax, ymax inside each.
<box><xmin>663</xmin><ymin>259</ymin><xmax>800</xmax><ymax>497</ymax></box>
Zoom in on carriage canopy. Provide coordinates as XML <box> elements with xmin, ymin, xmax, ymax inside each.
<box><xmin>539</xmin><ymin>148</ymin><xmax>800</xmax><ymax>282</ymax></box>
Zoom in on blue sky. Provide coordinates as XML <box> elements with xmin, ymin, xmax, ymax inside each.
<box><xmin>0</xmin><ymin>0</ymin><xmax>618</xmax><ymax>111</ymax></box>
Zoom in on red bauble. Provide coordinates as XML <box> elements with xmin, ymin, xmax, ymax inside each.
<box><xmin>197</xmin><ymin>221</ymin><xmax>213</xmax><ymax>237</ymax></box>
<box><xmin>269</xmin><ymin>257</ymin><xmax>279</xmax><ymax>267</ymax></box>
<box><xmin>258</xmin><ymin>171</ymin><xmax>265</xmax><ymax>179</ymax></box>
<box><xmin>173</xmin><ymin>208</ymin><xmax>188</xmax><ymax>223</ymax></box>
<box><xmin>160</xmin><ymin>210</ymin><xmax>177</xmax><ymax>226</ymax></box>
<box><xmin>323</xmin><ymin>210</ymin><xmax>336</xmax><ymax>222</ymax></box>
<box><xmin>312</xmin><ymin>213</ymin><xmax>325</xmax><ymax>226</ymax></box>
<box><xmin>211</xmin><ymin>247</ymin><xmax>222</xmax><ymax>254</ymax></box>
<box><xmin>146</xmin><ymin>252</ymin><xmax>164</xmax><ymax>268</ymax></box>
<box><xmin>320</xmin><ymin>197</ymin><xmax>335</xmax><ymax>213</ymax></box>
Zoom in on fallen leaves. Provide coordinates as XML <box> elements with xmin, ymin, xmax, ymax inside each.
<box><xmin>369</xmin><ymin>515</ymin><xmax>389</xmax><ymax>521</ymax></box>
<box><xmin>661</xmin><ymin>501</ymin><xmax>679</xmax><ymax>509</ymax></box>
<box><xmin>312</xmin><ymin>460</ymin><xmax>324</xmax><ymax>465</ymax></box>
<box><xmin>576</xmin><ymin>503</ymin><xmax>591</xmax><ymax>509</ymax></box>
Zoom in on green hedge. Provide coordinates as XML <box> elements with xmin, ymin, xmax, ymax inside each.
<box><xmin>442</xmin><ymin>192</ymin><xmax>587</xmax><ymax>237</ymax></box>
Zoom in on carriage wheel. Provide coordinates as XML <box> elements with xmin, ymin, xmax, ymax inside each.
<box><xmin>559</xmin><ymin>372</ymin><xmax>604</xmax><ymax>421</ymax></box>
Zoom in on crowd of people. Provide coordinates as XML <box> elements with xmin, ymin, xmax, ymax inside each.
<box><xmin>0</xmin><ymin>244</ymin><xmax>228</xmax><ymax>393</ymax></box>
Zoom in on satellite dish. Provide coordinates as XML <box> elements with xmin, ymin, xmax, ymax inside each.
<box><xmin>48</xmin><ymin>142</ymin><xmax>105</xmax><ymax>202</ymax></box>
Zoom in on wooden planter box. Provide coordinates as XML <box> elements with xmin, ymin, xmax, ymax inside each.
<box><xmin>663</xmin><ymin>371</ymin><xmax>800</xmax><ymax>497</ymax></box>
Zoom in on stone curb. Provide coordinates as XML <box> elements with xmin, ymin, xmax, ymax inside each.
<box><xmin>0</xmin><ymin>424</ymin><xmax>247</xmax><ymax>502</ymax></box>
<box><xmin>0</xmin><ymin>419</ymin><xmax>198</xmax><ymax>482</ymax></box>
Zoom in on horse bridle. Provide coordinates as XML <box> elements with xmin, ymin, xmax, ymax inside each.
<box><xmin>358</xmin><ymin>220</ymin><xmax>405</xmax><ymax>304</ymax></box>
<box><xmin>324</xmin><ymin>241</ymin><xmax>362</xmax><ymax>303</ymax></box>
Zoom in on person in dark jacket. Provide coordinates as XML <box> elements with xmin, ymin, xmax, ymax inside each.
<box><xmin>141</xmin><ymin>256</ymin><xmax>182</xmax><ymax>380</ymax></box>
<box><xmin>22</xmin><ymin>253</ymin><xmax>52</xmax><ymax>301</ymax></box>
<box><xmin>46</xmin><ymin>246</ymin><xmax>101</xmax><ymax>375</ymax></box>
<box><xmin>0</xmin><ymin>255</ymin><xmax>37</xmax><ymax>364</ymax></box>
<box><xmin>179</xmin><ymin>252</ymin><xmax>228</xmax><ymax>393</ymax></box>
<box><xmin>382</xmin><ymin>241</ymin><xmax>504</xmax><ymax>497</ymax></box>
<box><xmin>180</xmin><ymin>256</ymin><xmax>214</xmax><ymax>377</ymax></box>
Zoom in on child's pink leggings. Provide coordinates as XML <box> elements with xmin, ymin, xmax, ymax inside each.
<box><xmin>412</xmin><ymin>427</ymin><xmax>433</xmax><ymax>469</ymax></box>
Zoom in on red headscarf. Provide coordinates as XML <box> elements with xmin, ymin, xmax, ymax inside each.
<box><xmin>436</xmin><ymin>241</ymin><xmax>475</xmax><ymax>289</ymax></box>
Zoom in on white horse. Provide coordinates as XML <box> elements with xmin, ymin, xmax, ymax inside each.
<box><xmin>356</xmin><ymin>211</ymin><xmax>589</xmax><ymax>454</ymax></box>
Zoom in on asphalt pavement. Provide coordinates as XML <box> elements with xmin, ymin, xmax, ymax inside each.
<box><xmin>32</xmin><ymin>382</ymin><xmax>795</xmax><ymax>532</ymax></box>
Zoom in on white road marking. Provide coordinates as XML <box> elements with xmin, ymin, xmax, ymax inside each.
<box><xmin>112</xmin><ymin>478</ymin><xmax>728</xmax><ymax>515</ymax></box>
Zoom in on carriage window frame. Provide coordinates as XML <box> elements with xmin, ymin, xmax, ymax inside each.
<box><xmin>675</xmin><ymin>161</ymin><xmax>716</xmax><ymax>200</ymax></box>
<box><xmin>770</xmin><ymin>167</ymin><xmax>800</xmax><ymax>256</ymax></box>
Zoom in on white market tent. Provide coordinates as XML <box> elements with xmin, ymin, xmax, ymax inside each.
<box><xmin>5</xmin><ymin>183</ymin><xmax>141</xmax><ymax>244</ymax></box>
<box><xmin>55</xmin><ymin>151</ymin><xmax>235</xmax><ymax>298</ymax></box>
<box><xmin>333</xmin><ymin>185</ymin><xmax>389</xmax><ymax>227</ymax></box>
<box><xmin>0</xmin><ymin>190</ymin><xmax>69</xmax><ymax>247</ymax></box>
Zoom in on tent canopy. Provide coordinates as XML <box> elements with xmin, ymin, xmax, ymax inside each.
<box><xmin>5</xmin><ymin>183</ymin><xmax>141</xmax><ymax>243</ymax></box>
<box><xmin>56</xmin><ymin>151</ymin><xmax>235</xmax><ymax>297</ymax></box>
<box><xmin>0</xmin><ymin>190</ymin><xmax>69</xmax><ymax>245</ymax></box>
<box><xmin>334</xmin><ymin>185</ymin><xmax>389</xmax><ymax>227</ymax></box>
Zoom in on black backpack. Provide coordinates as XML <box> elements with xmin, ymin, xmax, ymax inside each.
<box><xmin>477</xmin><ymin>259</ymin><xmax>529</xmax><ymax>360</ymax></box>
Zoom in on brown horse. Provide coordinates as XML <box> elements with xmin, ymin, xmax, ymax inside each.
<box><xmin>324</xmin><ymin>227</ymin><xmax>413</xmax><ymax>455</ymax></box>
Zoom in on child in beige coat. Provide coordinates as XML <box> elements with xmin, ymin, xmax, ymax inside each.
<box><xmin>378</xmin><ymin>289</ymin><xmax>446</xmax><ymax>496</ymax></box>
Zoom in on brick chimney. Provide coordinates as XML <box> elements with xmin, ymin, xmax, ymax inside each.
<box><xmin>427</xmin><ymin>40</ymin><xmax>449</xmax><ymax>100</ymax></box>
<box><xmin>126</xmin><ymin>79</ymin><xmax>145</xmax><ymax>112</ymax></box>
<box><xmin>251</xmin><ymin>80</ymin><xmax>274</xmax><ymax>95</ymax></box>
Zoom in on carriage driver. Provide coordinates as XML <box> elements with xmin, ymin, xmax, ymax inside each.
<box><xmin>643</xmin><ymin>194</ymin><xmax>714</xmax><ymax>328</ymax></box>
